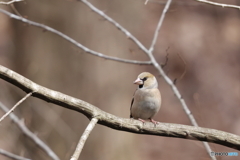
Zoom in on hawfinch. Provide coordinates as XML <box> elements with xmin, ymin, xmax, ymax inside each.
<box><xmin>130</xmin><ymin>72</ymin><xmax>161</xmax><ymax>124</ymax></box>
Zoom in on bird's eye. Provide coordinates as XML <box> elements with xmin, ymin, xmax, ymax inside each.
<box><xmin>141</xmin><ymin>77</ymin><xmax>148</xmax><ymax>81</ymax></box>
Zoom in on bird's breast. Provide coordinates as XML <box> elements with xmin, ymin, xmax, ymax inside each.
<box><xmin>131</xmin><ymin>88</ymin><xmax>161</xmax><ymax>119</ymax></box>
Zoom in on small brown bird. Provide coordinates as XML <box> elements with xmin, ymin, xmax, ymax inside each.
<box><xmin>130</xmin><ymin>72</ymin><xmax>161</xmax><ymax>124</ymax></box>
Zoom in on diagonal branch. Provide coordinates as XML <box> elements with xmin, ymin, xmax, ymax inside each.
<box><xmin>148</xmin><ymin>0</ymin><xmax>172</xmax><ymax>53</ymax></box>
<box><xmin>0</xmin><ymin>102</ymin><xmax>60</xmax><ymax>160</ymax></box>
<box><xmin>0</xmin><ymin>0</ymin><xmax>23</xmax><ymax>5</ymax></box>
<box><xmin>70</xmin><ymin>118</ymin><xmax>98</xmax><ymax>160</ymax></box>
<box><xmin>195</xmin><ymin>0</ymin><xmax>240</xmax><ymax>10</ymax></box>
<box><xmin>0</xmin><ymin>92</ymin><xmax>33</xmax><ymax>123</ymax></box>
<box><xmin>0</xmin><ymin>9</ymin><xmax>151</xmax><ymax>66</ymax></box>
<box><xmin>0</xmin><ymin>149</ymin><xmax>30</xmax><ymax>160</ymax></box>
<box><xmin>0</xmin><ymin>65</ymin><xmax>240</xmax><ymax>150</ymax></box>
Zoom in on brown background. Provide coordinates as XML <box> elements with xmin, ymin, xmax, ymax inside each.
<box><xmin>0</xmin><ymin>0</ymin><xmax>240</xmax><ymax>159</ymax></box>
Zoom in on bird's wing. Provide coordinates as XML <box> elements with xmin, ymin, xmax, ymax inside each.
<box><xmin>130</xmin><ymin>89</ymin><xmax>137</xmax><ymax>118</ymax></box>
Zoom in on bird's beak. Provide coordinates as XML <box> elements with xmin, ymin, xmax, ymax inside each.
<box><xmin>133</xmin><ymin>78</ymin><xmax>143</xmax><ymax>85</ymax></box>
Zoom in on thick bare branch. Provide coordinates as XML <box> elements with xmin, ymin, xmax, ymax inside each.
<box><xmin>0</xmin><ymin>9</ymin><xmax>151</xmax><ymax>66</ymax></box>
<box><xmin>70</xmin><ymin>118</ymin><xmax>98</xmax><ymax>160</ymax></box>
<box><xmin>0</xmin><ymin>65</ymin><xmax>239</xmax><ymax>150</ymax></box>
<box><xmin>196</xmin><ymin>0</ymin><xmax>240</xmax><ymax>10</ymax></box>
<box><xmin>0</xmin><ymin>102</ymin><xmax>60</xmax><ymax>160</ymax></box>
<box><xmin>0</xmin><ymin>92</ymin><xmax>33</xmax><ymax>123</ymax></box>
<box><xmin>0</xmin><ymin>149</ymin><xmax>30</xmax><ymax>160</ymax></box>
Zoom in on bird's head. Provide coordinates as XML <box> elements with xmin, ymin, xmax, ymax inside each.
<box><xmin>133</xmin><ymin>72</ymin><xmax>158</xmax><ymax>89</ymax></box>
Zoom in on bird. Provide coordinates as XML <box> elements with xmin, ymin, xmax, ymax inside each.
<box><xmin>130</xmin><ymin>72</ymin><xmax>161</xmax><ymax>125</ymax></box>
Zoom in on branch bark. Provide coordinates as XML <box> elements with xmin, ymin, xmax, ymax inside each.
<box><xmin>0</xmin><ymin>64</ymin><xmax>239</xmax><ymax>150</ymax></box>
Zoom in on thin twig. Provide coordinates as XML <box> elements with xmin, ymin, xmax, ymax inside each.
<box><xmin>0</xmin><ymin>92</ymin><xmax>33</xmax><ymax>123</ymax></box>
<box><xmin>0</xmin><ymin>0</ymin><xmax>23</xmax><ymax>5</ymax></box>
<box><xmin>176</xmin><ymin>52</ymin><xmax>186</xmax><ymax>81</ymax></box>
<box><xmin>196</xmin><ymin>0</ymin><xmax>240</xmax><ymax>10</ymax></box>
<box><xmin>161</xmin><ymin>47</ymin><xmax>170</xmax><ymax>68</ymax></box>
<box><xmin>0</xmin><ymin>102</ymin><xmax>60</xmax><ymax>160</ymax></box>
<box><xmin>0</xmin><ymin>9</ymin><xmax>151</xmax><ymax>66</ymax></box>
<box><xmin>0</xmin><ymin>149</ymin><xmax>31</xmax><ymax>160</ymax></box>
<box><xmin>173</xmin><ymin>52</ymin><xmax>187</xmax><ymax>84</ymax></box>
<box><xmin>144</xmin><ymin>0</ymin><xmax>149</xmax><ymax>5</ymax></box>
<box><xmin>0</xmin><ymin>65</ymin><xmax>240</xmax><ymax>150</ymax></box>
<box><xmin>70</xmin><ymin>118</ymin><xmax>98</xmax><ymax>160</ymax></box>
<box><xmin>148</xmin><ymin>0</ymin><xmax>172</xmax><ymax>53</ymax></box>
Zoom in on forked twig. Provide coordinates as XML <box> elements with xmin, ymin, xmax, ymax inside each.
<box><xmin>161</xmin><ymin>47</ymin><xmax>170</xmax><ymax>68</ymax></box>
<box><xmin>173</xmin><ymin>52</ymin><xmax>187</xmax><ymax>84</ymax></box>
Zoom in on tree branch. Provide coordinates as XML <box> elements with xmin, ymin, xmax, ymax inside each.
<box><xmin>0</xmin><ymin>149</ymin><xmax>30</xmax><ymax>160</ymax></box>
<box><xmin>0</xmin><ymin>9</ymin><xmax>151</xmax><ymax>66</ymax></box>
<box><xmin>0</xmin><ymin>92</ymin><xmax>33</xmax><ymax>123</ymax></box>
<box><xmin>0</xmin><ymin>0</ymin><xmax>23</xmax><ymax>5</ymax></box>
<box><xmin>70</xmin><ymin>118</ymin><xmax>98</xmax><ymax>160</ymax></box>
<box><xmin>195</xmin><ymin>0</ymin><xmax>240</xmax><ymax>10</ymax></box>
<box><xmin>148</xmin><ymin>0</ymin><xmax>172</xmax><ymax>53</ymax></box>
<box><xmin>0</xmin><ymin>65</ymin><xmax>239</xmax><ymax>150</ymax></box>
<box><xmin>0</xmin><ymin>102</ymin><xmax>60</xmax><ymax>160</ymax></box>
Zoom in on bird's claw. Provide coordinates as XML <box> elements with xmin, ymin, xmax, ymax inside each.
<box><xmin>138</xmin><ymin>118</ymin><xmax>146</xmax><ymax>124</ymax></box>
<box><xmin>149</xmin><ymin>118</ymin><xmax>159</xmax><ymax>127</ymax></box>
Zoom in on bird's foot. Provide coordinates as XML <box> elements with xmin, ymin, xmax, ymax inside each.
<box><xmin>138</xmin><ymin>118</ymin><xmax>146</xmax><ymax>124</ymax></box>
<box><xmin>149</xmin><ymin>118</ymin><xmax>159</xmax><ymax>126</ymax></box>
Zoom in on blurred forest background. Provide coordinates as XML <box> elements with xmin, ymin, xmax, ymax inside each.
<box><xmin>0</xmin><ymin>0</ymin><xmax>240</xmax><ymax>159</ymax></box>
